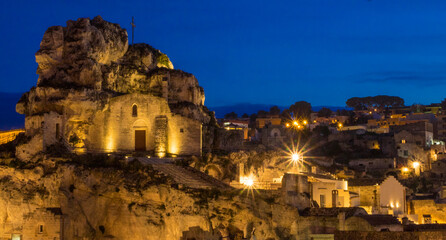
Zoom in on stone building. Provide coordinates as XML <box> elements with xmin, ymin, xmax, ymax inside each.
<box><xmin>261</xmin><ymin>124</ymin><xmax>289</xmax><ymax>147</ymax></box>
<box><xmin>349</xmin><ymin>176</ymin><xmax>406</xmax><ymax>216</ymax></box>
<box><xmin>0</xmin><ymin>208</ymin><xmax>63</xmax><ymax>240</ymax></box>
<box><xmin>15</xmin><ymin>16</ymin><xmax>213</xmax><ymax>159</ymax></box>
<box><xmin>310</xmin><ymin>179</ymin><xmax>350</xmax><ymax>208</ymax></box>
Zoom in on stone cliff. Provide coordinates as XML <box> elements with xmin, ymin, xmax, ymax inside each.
<box><xmin>19</xmin><ymin>16</ymin><xmax>205</xmax><ymax>117</ymax></box>
<box><xmin>16</xmin><ymin>16</ymin><xmax>217</xmax><ymax>157</ymax></box>
<box><xmin>0</xmin><ymin>155</ymin><xmax>300</xmax><ymax>239</ymax></box>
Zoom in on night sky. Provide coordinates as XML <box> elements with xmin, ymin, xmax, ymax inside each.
<box><xmin>1</xmin><ymin>0</ymin><xmax>446</xmax><ymax>107</ymax></box>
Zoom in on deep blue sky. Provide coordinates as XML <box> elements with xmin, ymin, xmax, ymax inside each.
<box><xmin>1</xmin><ymin>0</ymin><xmax>446</xmax><ymax>107</ymax></box>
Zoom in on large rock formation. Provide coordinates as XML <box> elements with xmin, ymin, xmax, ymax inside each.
<box><xmin>16</xmin><ymin>16</ymin><xmax>216</xmax><ymax>159</ymax></box>
<box><xmin>0</xmin><ymin>156</ymin><xmax>300</xmax><ymax>239</ymax></box>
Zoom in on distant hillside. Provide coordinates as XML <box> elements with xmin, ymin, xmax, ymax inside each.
<box><xmin>0</xmin><ymin>92</ymin><xmax>24</xmax><ymax>130</ymax></box>
<box><xmin>209</xmin><ymin>103</ymin><xmax>350</xmax><ymax>118</ymax></box>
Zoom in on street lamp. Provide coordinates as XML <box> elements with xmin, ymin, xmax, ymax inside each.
<box><xmin>412</xmin><ymin>161</ymin><xmax>421</xmax><ymax>176</ymax></box>
<box><xmin>291</xmin><ymin>153</ymin><xmax>300</xmax><ymax>162</ymax></box>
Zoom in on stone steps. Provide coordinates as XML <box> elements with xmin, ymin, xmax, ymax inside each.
<box><xmin>138</xmin><ymin>158</ymin><xmax>231</xmax><ymax>190</ymax></box>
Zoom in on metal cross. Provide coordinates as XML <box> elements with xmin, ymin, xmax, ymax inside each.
<box><xmin>131</xmin><ymin>16</ymin><xmax>135</xmax><ymax>45</ymax></box>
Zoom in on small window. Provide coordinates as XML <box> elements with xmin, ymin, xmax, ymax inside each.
<box><xmin>39</xmin><ymin>225</ymin><xmax>43</xmax><ymax>233</ymax></box>
<box><xmin>180</xmin><ymin>128</ymin><xmax>184</xmax><ymax>133</ymax></box>
<box><xmin>401</xmin><ymin>139</ymin><xmax>406</xmax><ymax>144</ymax></box>
<box><xmin>132</xmin><ymin>105</ymin><xmax>138</xmax><ymax>117</ymax></box>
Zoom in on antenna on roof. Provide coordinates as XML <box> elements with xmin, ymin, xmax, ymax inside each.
<box><xmin>131</xmin><ymin>16</ymin><xmax>135</xmax><ymax>45</ymax></box>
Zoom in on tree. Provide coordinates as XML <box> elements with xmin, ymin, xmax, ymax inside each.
<box><xmin>288</xmin><ymin>101</ymin><xmax>312</xmax><ymax>119</ymax></box>
<box><xmin>242</xmin><ymin>113</ymin><xmax>249</xmax><ymax>118</ymax></box>
<box><xmin>336</xmin><ymin>109</ymin><xmax>350</xmax><ymax>116</ymax></box>
<box><xmin>224</xmin><ymin>112</ymin><xmax>238</xmax><ymax>119</ymax></box>
<box><xmin>249</xmin><ymin>113</ymin><xmax>257</xmax><ymax>128</ymax></box>
<box><xmin>269</xmin><ymin>106</ymin><xmax>281</xmax><ymax>116</ymax></box>
<box><xmin>257</xmin><ymin>110</ymin><xmax>268</xmax><ymax>118</ymax></box>
<box><xmin>441</xmin><ymin>99</ymin><xmax>446</xmax><ymax>112</ymax></box>
<box><xmin>317</xmin><ymin>107</ymin><xmax>332</xmax><ymax>118</ymax></box>
<box><xmin>346</xmin><ymin>95</ymin><xmax>404</xmax><ymax>110</ymax></box>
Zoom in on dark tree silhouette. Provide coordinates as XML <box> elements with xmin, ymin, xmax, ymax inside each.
<box><xmin>257</xmin><ymin>110</ymin><xmax>268</xmax><ymax>118</ymax></box>
<box><xmin>269</xmin><ymin>106</ymin><xmax>281</xmax><ymax>115</ymax></box>
<box><xmin>318</xmin><ymin>107</ymin><xmax>332</xmax><ymax>118</ymax></box>
<box><xmin>346</xmin><ymin>95</ymin><xmax>404</xmax><ymax>110</ymax></box>
<box><xmin>287</xmin><ymin>101</ymin><xmax>312</xmax><ymax>119</ymax></box>
<box><xmin>224</xmin><ymin>112</ymin><xmax>238</xmax><ymax>119</ymax></box>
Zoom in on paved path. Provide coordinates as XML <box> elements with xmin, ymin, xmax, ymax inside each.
<box><xmin>138</xmin><ymin>157</ymin><xmax>232</xmax><ymax>190</ymax></box>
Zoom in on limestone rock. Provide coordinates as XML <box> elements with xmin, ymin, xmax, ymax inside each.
<box><xmin>0</xmin><ymin>159</ymin><xmax>300</xmax><ymax>239</ymax></box>
<box><xmin>17</xmin><ymin>16</ymin><xmax>217</xmax><ymax>157</ymax></box>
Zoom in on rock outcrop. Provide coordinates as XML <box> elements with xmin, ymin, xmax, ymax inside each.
<box><xmin>19</xmin><ymin>16</ymin><xmax>202</xmax><ymax>116</ymax></box>
<box><xmin>0</xmin><ymin>156</ymin><xmax>300</xmax><ymax>239</ymax></box>
<box><xmin>16</xmin><ymin>16</ymin><xmax>216</xmax><ymax>157</ymax></box>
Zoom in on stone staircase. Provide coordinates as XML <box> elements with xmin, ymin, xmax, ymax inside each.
<box><xmin>138</xmin><ymin>158</ymin><xmax>232</xmax><ymax>190</ymax></box>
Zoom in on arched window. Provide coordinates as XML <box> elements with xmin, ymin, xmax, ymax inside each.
<box><xmin>132</xmin><ymin>105</ymin><xmax>138</xmax><ymax>117</ymax></box>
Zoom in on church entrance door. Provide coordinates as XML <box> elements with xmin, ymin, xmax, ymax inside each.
<box><xmin>135</xmin><ymin>130</ymin><xmax>146</xmax><ymax>151</ymax></box>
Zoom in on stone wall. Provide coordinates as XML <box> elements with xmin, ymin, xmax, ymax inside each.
<box><xmin>335</xmin><ymin>231</ymin><xmax>445</xmax><ymax>240</ymax></box>
<box><xmin>154</xmin><ymin>116</ymin><xmax>168</xmax><ymax>157</ymax></box>
<box><xmin>0</xmin><ymin>208</ymin><xmax>63</xmax><ymax>240</ymax></box>
<box><xmin>81</xmin><ymin>93</ymin><xmax>202</xmax><ymax>155</ymax></box>
<box><xmin>349</xmin><ymin>185</ymin><xmax>380</xmax><ymax>213</ymax></box>
<box><xmin>408</xmin><ymin>199</ymin><xmax>446</xmax><ymax>224</ymax></box>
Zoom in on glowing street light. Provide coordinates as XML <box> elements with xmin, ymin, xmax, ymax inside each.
<box><xmin>303</xmin><ymin>120</ymin><xmax>308</xmax><ymax>125</ymax></box>
<box><xmin>293</xmin><ymin>121</ymin><xmax>298</xmax><ymax>126</ymax></box>
<box><xmin>291</xmin><ymin>153</ymin><xmax>300</xmax><ymax>162</ymax></box>
<box><xmin>244</xmin><ymin>177</ymin><xmax>254</xmax><ymax>187</ymax></box>
<box><xmin>401</xmin><ymin>167</ymin><xmax>409</xmax><ymax>173</ymax></box>
<box><xmin>412</xmin><ymin>162</ymin><xmax>420</xmax><ymax>168</ymax></box>
<box><xmin>286</xmin><ymin>123</ymin><xmax>290</xmax><ymax>128</ymax></box>
<box><xmin>338</xmin><ymin>123</ymin><xmax>343</xmax><ymax>128</ymax></box>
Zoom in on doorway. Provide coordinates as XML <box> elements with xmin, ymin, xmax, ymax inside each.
<box><xmin>135</xmin><ymin>130</ymin><xmax>146</xmax><ymax>151</ymax></box>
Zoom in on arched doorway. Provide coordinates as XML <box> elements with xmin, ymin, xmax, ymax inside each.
<box><xmin>135</xmin><ymin>130</ymin><xmax>146</xmax><ymax>151</ymax></box>
<box><xmin>133</xmin><ymin>119</ymin><xmax>149</xmax><ymax>152</ymax></box>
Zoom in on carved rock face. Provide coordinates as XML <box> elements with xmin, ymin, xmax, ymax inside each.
<box><xmin>19</xmin><ymin>16</ymin><xmax>211</xmax><ymax>125</ymax></box>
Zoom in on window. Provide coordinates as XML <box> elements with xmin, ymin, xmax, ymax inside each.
<box><xmin>180</xmin><ymin>128</ymin><xmax>184</xmax><ymax>133</ymax></box>
<box><xmin>404</xmin><ymin>150</ymin><xmax>408</xmax><ymax>156</ymax></box>
<box><xmin>423</xmin><ymin>215</ymin><xmax>432</xmax><ymax>224</ymax></box>
<box><xmin>132</xmin><ymin>105</ymin><xmax>138</xmax><ymax>117</ymax></box>
<box><xmin>332</xmin><ymin>190</ymin><xmax>339</xmax><ymax>207</ymax></box>
<box><xmin>401</xmin><ymin>139</ymin><xmax>406</xmax><ymax>144</ymax></box>
<box><xmin>39</xmin><ymin>225</ymin><xmax>44</xmax><ymax>233</ymax></box>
